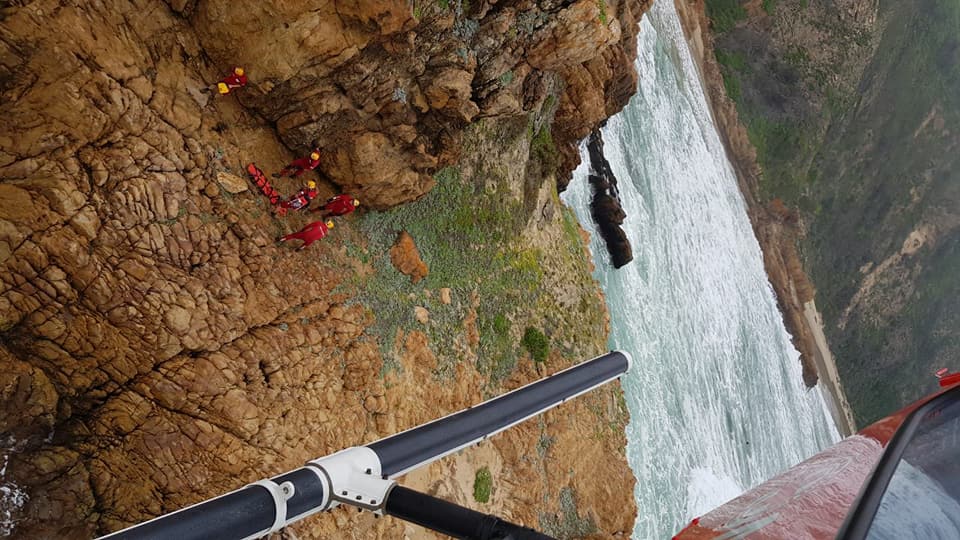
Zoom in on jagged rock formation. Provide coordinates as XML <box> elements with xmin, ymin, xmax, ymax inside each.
<box><xmin>166</xmin><ymin>0</ymin><xmax>651</xmax><ymax>206</ymax></box>
<box><xmin>586</xmin><ymin>128</ymin><xmax>632</xmax><ymax>268</ymax></box>
<box><xmin>0</xmin><ymin>0</ymin><xmax>650</xmax><ymax>537</ymax></box>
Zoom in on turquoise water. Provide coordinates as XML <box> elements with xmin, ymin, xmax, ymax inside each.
<box><xmin>562</xmin><ymin>1</ymin><xmax>840</xmax><ymax>537</ymax></box>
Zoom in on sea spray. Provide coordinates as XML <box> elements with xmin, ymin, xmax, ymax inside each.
<box><xmin>562</xmin><ymin>0</ymin><xmax>839</xmax><ymax>537</ymax></box>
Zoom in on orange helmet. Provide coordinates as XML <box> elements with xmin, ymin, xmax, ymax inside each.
<box><xmin>326</xmin><ymin>220</ymin><xmax>335</xmax><ymax>229</ymax></box>
<box><xmin>234</xmin><ymin>67</ymin><xmax>244</xmax><ymax>76</ymax></box>
<box><xmin>352</xmin><ymin>198</ymin><xmax>360</xmax><ymax>206</ymax></box>
<box><xmin>310</xmin><ymin>152</ymin><xmax>320</xmax><ymax>161</ymax></box>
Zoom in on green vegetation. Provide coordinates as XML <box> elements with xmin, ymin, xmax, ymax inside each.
<box><xmin>715</xmin><ymin>48</ymin><xmax>747</xmax><ymax>107</ymax></box>
<box><xmin>705</xmin><ymin>0</ymin><xmax>746</xmax><ymax>33</ymax></box>
<box><xmin>783</xmin><ymin>45</ymin><xmax>809</xmax><ymax>68</ymax></box>
<box><xmin>713</xmin><ymin>0</ymin><xmax>960</xmax><ymax>424</ymax></box>
<box><xmin>804</xmin><ymin>0</ymin><xmax>960</xmax><ymax>425</ymax></box>
<box><xmin>721</xmin><ymin>72</ymin><xmax>741</xmax><ymax>101</ymax></box>
<box><xmin>715</xmin><ymin>49</ymin><xmax>747</xmax><ymax>71</ymax></box>
<box><xmin>473</xmin><ymin>466</ymin><xmax>492</xmax><ymax>503</ymax></box>
<box><xmin>529</xmin><ymin>125</ymin><xmax>558</xmax><ymax>175</ymax></box>
<box><xmin>597</xmin><ymin>0</ymin><xmax>608</xmax><ymax>24</ymax></box>
<box><xmin>521</xmin><ymin>327</ymin><xmax>550</xmax><ymax>363</ymax></box>
<box><xmin>539</xmin><ymin>487</ymin><xmax>597</xmax><ymax>537</ymax></box>
<box><xmin>498</xmin><ymin>70</ymin><xmax>514</xmax><ymax>87</ymax></box>
<box><xmin>348</xmin><ymin>115</ymin><xmax>607</xmax><ymax>389</ymax></box>
<box><xmin>541</xmin><ymin>93</ymin><xmax>556</xmax><ymax>113</ymax></box>
<box><xmin>353</xmin><ymin>164</ymin><xmax>542</xmax><ymax>378</ymax></box>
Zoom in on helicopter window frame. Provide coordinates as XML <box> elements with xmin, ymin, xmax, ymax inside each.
<box><xmin>837</xmin><ymin>384</ymin><xmax>960</xmax><ymax>539</ymax></box>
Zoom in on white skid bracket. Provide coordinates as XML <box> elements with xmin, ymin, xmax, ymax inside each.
<box><xmin>307</xmin><ymin>447</ymin><xmax>395</xmax><ymax>515</ymax></box>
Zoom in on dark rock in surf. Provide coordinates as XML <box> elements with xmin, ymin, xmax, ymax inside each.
<box><xmin>587</xmin><ymin>128</ymin><xmax>633</xmax><ymax>268</ymax></box>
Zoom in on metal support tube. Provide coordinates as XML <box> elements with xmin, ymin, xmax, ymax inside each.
<box><xmin>385</xmin><ymin>486</ymin><xmax>555</xmax><ymax>540</ymax></box>
<box><xmin>369</xmin><ymin>351</ymin><xmax>631</xmax><ymax>477</ymax></box>
<box><xmin>97</xmin><ymin>351</ymin><xmax>631</xmax><ymax>539</ymax></box>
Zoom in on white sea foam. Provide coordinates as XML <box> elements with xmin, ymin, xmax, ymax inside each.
<box><xmin>685</xmin><ymin>467</ymin><xmax>743</xmax><ymax>518</ymax></box>
<box><xmin>0</xmin><ymin>482</ymin><xmax>27</xmax><ymax>537</ymax></box>
<box><xmin>562</xmin><ymin>0</ymin><xmax>839</xmax><ymax>537</ymax></box>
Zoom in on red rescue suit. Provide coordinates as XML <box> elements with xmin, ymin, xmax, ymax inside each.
<box><xmin>280</xmin><ymin>221</ymin><xmax>330</xmax><ymax>250</ymax></box>
<box><xmin>277</xmin><ymin>155</ymin><xmax>320</xmax><ymax>178</ymax></box>
<box><xmin>317</xmin><ymin>194</ymin><xmax>357</xmax><ymax>216</ymax></box>
<box><xmin>279</xmin><ymin>188</ymin><xmax>318</xmax><ymax>213</ymax></box>
<box><xmin>220</xmin><ymin>72</ymin><xmax>248</xmax><ymax>91</ymax></box>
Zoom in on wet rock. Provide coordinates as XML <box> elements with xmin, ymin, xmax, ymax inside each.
<box><xmin>586</xmin><ymin>128</ymin><xmax>633</xmax><ymax>268</ymax></box>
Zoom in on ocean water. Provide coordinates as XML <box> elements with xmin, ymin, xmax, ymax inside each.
<box><xmin>561</xmin><ymin>1</ymin><xmax>840</xmax><ymax>537</ymax></box>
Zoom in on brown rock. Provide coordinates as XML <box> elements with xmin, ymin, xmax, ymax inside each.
<box><xmin>389</xmin><ymin>231</ymin><xmax>429</xmax><ymax>283</ymax></box>
<box><xmin>215</xmin><ymin>171</ymin><xmax>248</xmax><ymax>194</ymax></box>
<box><xmin>414</xmin><ymin>306</ymin><xmax>429</xmax><ymax>325</ymax></box>
<box><xmin>439</xmin><ymin>287</ymin><xmax>452</xmax><ymax>305</ymax></box>
<box><xmin>0</xmin><ymin>0</ymin><xmax>647</xmax><ymax>536</ymax></box>
<box><xmin>164</xmin><ymin>306</ymin><xmax>192</xmax><ymax>335</ymax></box>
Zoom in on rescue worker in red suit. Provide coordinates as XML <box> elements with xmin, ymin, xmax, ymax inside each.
<box><xmin>278</xmin><ymin>220</ymin><xmax>334</xmax><ymax>251</ymax></box>
<box><xmin>217</xmin><ymin>67</ymin><xmax>247</xmax><ymax>94</ymax></box>
<box><xmin>277</xmin><ymin>180</ymin><xmax>318</xmax><ymax>216</ymax></box>
<box><xmin>274</xmin><ymin>150</ymin><xmax>321</xmax><ymax>178</ymax></box>
<box><xmin>312</xmin><ymin>194</ymin><xmax>360</xmax><ymax>217</ymax></box>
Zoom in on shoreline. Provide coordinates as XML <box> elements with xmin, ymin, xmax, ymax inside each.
<box><xmin>804</xmin><ymin>301</ymin><xmax>857</xmax><ymax>436</ymax></box>
<box><xmin>672</xmin><ymin>0</ymin><xmax>857</xmax><ymax>437</ymax></box>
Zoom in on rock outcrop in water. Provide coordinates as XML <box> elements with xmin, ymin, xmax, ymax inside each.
<box><xmin>0</xmin><ymin>0</ymin><xmax>650</xmax><ymax>537</ymax></box>
<box><xmin>586</xmin><ymin>128</ymin><xmax>633</xmax><ymax>268</ymax></box>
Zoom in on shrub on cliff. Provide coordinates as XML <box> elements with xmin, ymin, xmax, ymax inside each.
<box><xmin>522</xmin><ymin>327</ymin><xmax>550</xmax><ymax>363</ymax></box>
<box><xmin>474</xmin><ymin>466</ymin><xmax>492</xmax><ymax>503</ymax></box>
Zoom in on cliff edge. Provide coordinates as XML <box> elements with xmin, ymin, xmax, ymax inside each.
<box><xmin>0</xmin><ymin>0</ymin><xmax>650</xmax><ymax>536</ymax></box>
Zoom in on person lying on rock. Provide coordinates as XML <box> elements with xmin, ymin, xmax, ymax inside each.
<box><xmin>312</xmin><ymin>194</ymin><xmax>360</xmax><ymax>217</ymax></box>
<box><xmin>278</xmin><ymin>220</ymin><xmax>334</xmax><ymax>251</ymax></box>
<box><xmin>276</xmin><ymin>180</ymin><xmax>319</xmax><ymax>216</ymax></box>
<box><xmin>207</xmin><ymin>67</ymin><xmax>247</xmax><ymax>94</ymax></box>
<box><xmin>274</xmin><ymin>150</ymin><xmax>321</xmax><ymax>178</ymax></box>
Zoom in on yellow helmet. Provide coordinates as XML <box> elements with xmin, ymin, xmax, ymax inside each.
<box><xmin>234</xmin><ymin>67</ymin><xmax>244</xmax><ymax>76</ymax></box>
<box><xmin>310</xmin><ymin>152</ymin><xmax>320</xmax><ymax>161</ymax></box>
<box><xmin>307</xmin><ymin>180</ymin><xmax>317</xmax><ymax>189</ymax></box>
<box><xmin>352</xmin><ymin>198</ymin><xmax>360</xmax><ymax>206</ymax></box>
<box><xmin>326</xmin><ymin>220</ymin><xmax>335</xmax><ymax>229</ymax></box>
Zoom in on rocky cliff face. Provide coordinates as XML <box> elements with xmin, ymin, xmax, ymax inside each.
<box><xmin>0</xmin><ymin>0</ymin><xmax>647</xmax><ymax>537</ymax></box>
<box><xmin>169</xmin><ymin>0</ymin><xmax>649</xmax><ymax>207</ymax></box>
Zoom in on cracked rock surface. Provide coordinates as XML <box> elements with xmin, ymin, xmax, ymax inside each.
<box><xmin>1</xmin><ymin>0</ymin><xmax>646</xmax><ymax>537</ymax></box>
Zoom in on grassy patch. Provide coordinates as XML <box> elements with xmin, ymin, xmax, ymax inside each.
<box><xmin>530</xmin><ymin>125</ymin><xmax>556</xmax><ymax>162</ymax></box>
<box><xmin>721</xmin><ymin>72</ymin><xmax>741</xmax><ymax>101</ymax></box>
<box><xmin>352</xmin><ymin>165</ymin><xmax>542</xmax><ymax>381</ymax></box>
<box><xmin>597</xmin><ymin>0</ymin><xmax>608</xmax><ymax>24</ymax></box>
<box><xmin>473</xmin><ymin>466</ymin><xmax>492</xmax><ymax>503</ymax></box>
<box><xmin>705</xmin><ymin>0</ymin><xmax>746</xmax><ymax>33</ymax></box>
<box><xmin>539</xmin><ymin>487</ymin><xmax>597</xmax><ymax>537</ymax></box>
<box><xmin>522</xmin><ymin>327</ymin><xmax>550</xmax><ymax>363</ymax></box>
<box><xmin>762</xmin><ymin>0</ymin><xmax>777</xmax><ymax>15</ymax></box>
<box><xmin>715</xmin><ymin>49</ymin><xmax>747</xmax><ymax>72</ymax></box>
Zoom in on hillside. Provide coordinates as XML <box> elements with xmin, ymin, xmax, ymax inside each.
<box><xmin>701</xmin><ymin>0</ymin><xmax>960</xmax><ymax>425</ymax></box>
